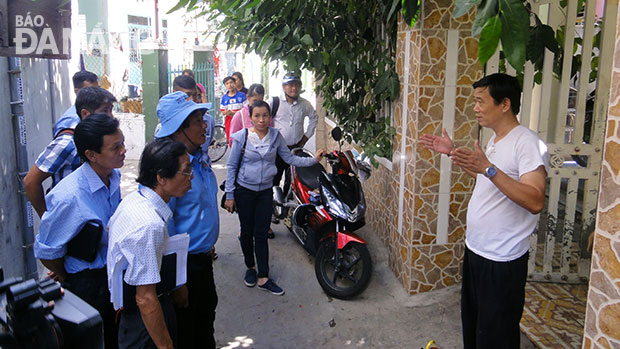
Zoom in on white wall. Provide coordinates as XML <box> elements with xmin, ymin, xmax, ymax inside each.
<box><xmin>0</xmin><ymin>60</ymin><xmax>26</xmax><ymax>278</ymax></box>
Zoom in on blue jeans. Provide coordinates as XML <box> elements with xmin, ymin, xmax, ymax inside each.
<box><xmin>235</xmin><ymin>185</ymin><xmax>272</xmax><ymax>278</ymax></box>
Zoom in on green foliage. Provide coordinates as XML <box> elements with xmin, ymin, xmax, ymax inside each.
<box><xmin>454</xmin><ymin>0</ymin><xmax>560</xmax><ymax>74</ymax></box>
<box><xmin>498</xmin><ymin>0</ymin><xmax>529</xmax><ymax>71</ymax></box>
<box><xmin>169</xmin><ymin>0</ymin><xmax>419</xmax><ymax>162</ymax></box>
<box><xmin>478</xmin><ymin>16</ymin><xmax>501</xmax><ymax>64</ymax></box>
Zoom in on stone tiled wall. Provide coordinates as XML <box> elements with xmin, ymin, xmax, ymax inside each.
<box><xmin>363</xmin><ymin>0</ymin><xmax>483</xmax><ymax>294</ymax></box>
<box><xmin>583</xmin><ymin>4</ymin><xmax>620</xmax><ymax>347</ymax></box>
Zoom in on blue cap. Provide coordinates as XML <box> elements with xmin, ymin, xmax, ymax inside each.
<box><xmin>156</xmin><ymin>91</ymin><xmax>209</xmax><ymax>137</ymax></box>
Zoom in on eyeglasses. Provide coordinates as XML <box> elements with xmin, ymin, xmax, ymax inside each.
<box><xmin>178</xmin><ymin>169</ymin><xmax>193</xmax><ymax>177</ymax></box>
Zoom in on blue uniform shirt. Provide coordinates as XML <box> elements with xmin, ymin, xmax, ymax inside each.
<box><xmin>168</xmin><ymin>152</ymin><xmax>220</xmax><ymax>254</ymax></box>
<box><xmin>34</xmin><ymin>162</ymin><xmax>121</xmax><ymax>273</ymax></box>
<box><xmin>53</xmin><ymin>105</ymin><xmax>80</xmax><ymax>136</ymax></box>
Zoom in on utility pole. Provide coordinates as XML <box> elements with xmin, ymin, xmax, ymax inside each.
<box><xmin>154</xmin><ymin>0</ymin><xmax>159</xmax><ymax>40</ymax></box>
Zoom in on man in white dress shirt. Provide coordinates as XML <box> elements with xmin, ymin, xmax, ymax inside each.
<box><xmin>107</xmin><ymin>138</ymin><xmax>193</xmax><ymax>349</ymax></box>
<box><xmin>270</xmin><ymin>72</ymin><xmax>318</xmax><ymax>189</ymax></box>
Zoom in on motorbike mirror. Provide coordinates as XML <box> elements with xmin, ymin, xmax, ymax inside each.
<box><xmin>331</xmin><ymin>127</ymin><xmax>342</xmax><ymax>142</ymax></box>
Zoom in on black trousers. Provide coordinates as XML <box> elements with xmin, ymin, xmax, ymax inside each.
<box><xmin>63</xmin><ymin>268</ymin><xmax>118</xmax><ymax>349</ymax></box>
<box><xmin>235</xmin><ymin>186</ymin><xmax>273</xmax><ymax>278</ymax></box>
<box><xmin>461</xmin><ymin>247</ymin><xmax>528</xmax><ymax>349</ymax></box>
<box><xmin>118</xmin><ymin>294</ymin><xmax>176</xmax><ymax>349</ymax></box>
<box><xmin>175</xmin><ymin>251</ymin><xmax>218</xmax><ymax>349</ymax></box>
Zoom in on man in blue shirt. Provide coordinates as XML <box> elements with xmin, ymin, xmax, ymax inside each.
<box><xmin>155</xmin><ymin>75</ymin><xmax>215</xmax><ymax>165</ymax></box>
<box><xmin>34</xmin><ymin>114</ymin><xmax>126</xmax><ymax>349</ymax></box>
<box><xmin>156</xmin><ymin>91</ymin><xmax>219</xmax><ymax>348</ymax></box>
<box><xmin>54</xmin><ymin>70</ymin><xmax>99</xmax><ymax>136</ymax></box>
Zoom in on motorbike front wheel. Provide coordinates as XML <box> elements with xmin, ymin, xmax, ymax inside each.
<box><xmin>315</xmin><ymin>239</ymin><xmax>372</xmax><ymax>299</ymax></box>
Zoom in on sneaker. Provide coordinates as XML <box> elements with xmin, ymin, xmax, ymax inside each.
<box><xmin>244</xmin><ymin>269</ymin><xmax>257</xmax><ymax>287</ymax></box>
<box><xmin>258</xmin><ymin>279</ymin><xmax>284</xmax><ymax>296</ymax></box>
<box><xmin>267</xmin><ymin>229</ymin><xmax>275</xmax><ymax>239</ymax></box>
<box><xmin>271</xmin><ymin>215</ymin><xmax>280</xmax><ymax>224</ymax></box>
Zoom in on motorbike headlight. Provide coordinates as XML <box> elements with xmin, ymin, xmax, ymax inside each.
<box><xmin>321</xmin><ymin>186</ymin><xmax>349</xmax><ymax>220</ymax></box>
<box><xmin>321</xmin><ymin>185</ymin><xmax>366</xmax><ymax>223</ymax></box>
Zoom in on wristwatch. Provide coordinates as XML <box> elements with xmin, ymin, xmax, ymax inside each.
<box><xmin>484</xmin><ymin>164</ymin><xmax>497</xmax><ymax>178</ymax></box>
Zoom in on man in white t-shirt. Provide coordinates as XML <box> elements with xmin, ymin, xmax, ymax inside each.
<box><xmin>421</xmin><ymin>73</ymin><xmax>549</xmax><ymax>348</ymax></box>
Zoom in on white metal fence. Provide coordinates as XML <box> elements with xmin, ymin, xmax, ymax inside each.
<box><xmin>486</xmin><ymin>0</ymin><xmax>615</xmax><ymax>283</ymax></box>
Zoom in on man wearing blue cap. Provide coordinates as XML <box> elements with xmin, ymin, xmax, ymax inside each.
<box><xmin>156</xmin><ymin>91</ymin><xmax>219</xmax><ymax>349</ymax></box>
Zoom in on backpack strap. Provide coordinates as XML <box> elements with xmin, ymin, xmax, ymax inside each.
<box><xmin>55</xmin><ymin>128</ymin><xmax>75</xmax><ymax>138</ymax></box>
<box><xmin>241</xmin><ymin>107</ymin><xmax>247</xmax><ymax>129</ymax></box>
<box><xmin>233</xmin><ymin>128</ymin><xmax>249</xmax><ymax>184</ymax></box>
<box><xmin>271</xmin><ymin>96</ymin><xmax>280</xmax><ymax>117</ymax></box>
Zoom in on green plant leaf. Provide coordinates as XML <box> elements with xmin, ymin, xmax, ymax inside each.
<box><xmin>278</xmin><ymin>25</ymin><xmax>291</xmax><ymax>40</ymax></box>
<box><xmin>401</xmin><ymin>0</ymin><xmax>420</xmax><ymax>26</ymax></box>
<box><xmin>526</xmin><ymin>23</ymin><xmax>558</xmax><ymax>70</ymax></box>
<box><xmin>300</xmin><ymin>34</ymin><xmax>314</xmax><ymax>46</ymax></box>
<box><xmin>245</xmin><ymin>0</ymin><xmax>262</xmax><ymax>9</ymax></box>
<box><xmin>499</xmin><ymin>0</ymin><xmax>529</xmax><ymax>72</ymax></box>
<box><xmin>345</xmin><ymin>60</ymin><xmax>355</xmax><ymax>80</ymax></box>
<box><xmin>479</xmin><ymin>15</ymin><xmax>501</xmax><ymax>65</ymax></box>
<box><xmin>453</xmin><ymin>0</ymin><xmax>482</xmax><ymax>18</ymax></box>
<box><xmin>472</xmin><ymin>0</ymin><xmax>498</xmax><ymax>36</ymax></box>
<box><xmin>321</xmin><ymin>51</ymin><xmax>330</xmax><ymax>65</ymax></box>
<box><xmin>257</xmin><ymin>27</ymin><xmax>276</xmax><ymax>51</ymax></box>
<box><xmin>311</xmin><ymin>53</ymin><xmax>323</xmax><ymax>69</ymax></box>
<box><xmin>167</xmin><ymin>0</ymin><xmax>190</xmax><ymax>13</ymax></box>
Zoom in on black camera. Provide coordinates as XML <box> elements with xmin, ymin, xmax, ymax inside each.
<box><xmin>0</xmin><ymin>268</ymin><xmax>104</xmax><ymax>349</ymax></box>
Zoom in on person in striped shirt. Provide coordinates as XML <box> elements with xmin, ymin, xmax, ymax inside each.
<box><xmin>24</xmin><ymin>87</ymin><xmax>116</xmax><ymax>217</ymax></box>
<box><xmin>220</xmin><ymin>76</ymin><xmax>247</xmax><ymax>140</ymax></box>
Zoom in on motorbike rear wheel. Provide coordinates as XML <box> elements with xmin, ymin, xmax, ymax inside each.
<box><xmin>315</xmin><ymin>239</ymin><xmax>372</xmax><ymax>299</ymax></box>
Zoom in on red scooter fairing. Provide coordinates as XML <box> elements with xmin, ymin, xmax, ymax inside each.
<box><xmin>337</xmin><ymin>231</ymin><xmax>368</xmax><ymax>249</ymax></box>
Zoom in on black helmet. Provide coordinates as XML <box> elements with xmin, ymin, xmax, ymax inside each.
<box><xmin>282</xmin><ymin>73</ymin><xmax>301</xmax><ymax>86</ymax></box>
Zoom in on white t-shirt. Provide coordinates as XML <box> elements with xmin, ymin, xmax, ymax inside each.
<box><xmin>466</xmin><ymin>125</ymin><xmax>549</xmax><ymax>262</ymax></box>
<box><xmin>248</xmin><ymin>130</ymin><xmax>271</xmax><ymax>156</ymax></box>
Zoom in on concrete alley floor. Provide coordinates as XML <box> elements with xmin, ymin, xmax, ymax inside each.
<box><xmin>121</xmin><ymin>156</ymin><xmax>536</xmax><ymax>349</ymax></box>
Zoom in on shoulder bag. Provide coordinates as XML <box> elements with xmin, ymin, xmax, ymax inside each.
<box><xmin>219</xmin><ymin>128</ymin><xmax>248</xmax><ymax>213</ymax></box>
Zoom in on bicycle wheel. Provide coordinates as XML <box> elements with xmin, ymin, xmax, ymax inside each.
<box><xmin>208</xmin><ymin>125</ymin><xmax>228</xmax><ymax>163</ymax></box>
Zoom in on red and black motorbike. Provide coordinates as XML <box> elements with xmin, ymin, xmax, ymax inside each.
<box><xmin>272</xmin><ymin>127</ymin><xmax>372</xmax><ymax>299</ymax></box>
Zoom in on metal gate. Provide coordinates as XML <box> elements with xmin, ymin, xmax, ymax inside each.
<box><xmin>485</xmin><ymin>0</ymin><xmax>615</xmax><ymax>283</ymax></box>
<box><xmin>168</xmin><ymin>62</ymin><xmax>217</xmax><ymax>119</ymax></box>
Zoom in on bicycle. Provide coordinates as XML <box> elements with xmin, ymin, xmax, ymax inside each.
<box><xmin>208</xmin><ymin>124</ymin><xmax>228</xmax><ymax>163</ymax></box>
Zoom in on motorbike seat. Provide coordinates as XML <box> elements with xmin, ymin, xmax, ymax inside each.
<box><xmin>295</xmin><ymin>153</ymin><xmax>325</xmax><ymax>190</ymax></box>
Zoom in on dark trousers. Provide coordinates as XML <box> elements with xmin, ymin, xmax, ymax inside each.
<box><xmin>235</xmin><ymin>186</ymin><xmax>273</xmax><ymax>278</ymax></box>
<box><xmin>175</xmin><ymin>252</ymin><xmax>218</xmax><ymax>349</ymax></box>
<box><xmin>63</xmin><ymin>268</ymin><xmax>118</xmax><ymax>349</ymax></box>
<box><xmin>118</xmin><ymin>294</ymin><xmax>176</xmax><ymax>349</ymax></box>
<box><xmin>461</xmin><ymin>247</ymin><xmax>528</xmax><ymax>349</ymax></box>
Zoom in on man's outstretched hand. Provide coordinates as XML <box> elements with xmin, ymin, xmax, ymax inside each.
<box><xmin>450</xmin><ymin>140</ymin><xmax>492</xmax><ymax>175</ymax></box>
<box><xmin>420</xmin><ymin>128</ymin><xmax>454</xmax><ymax>155</ymax></box>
